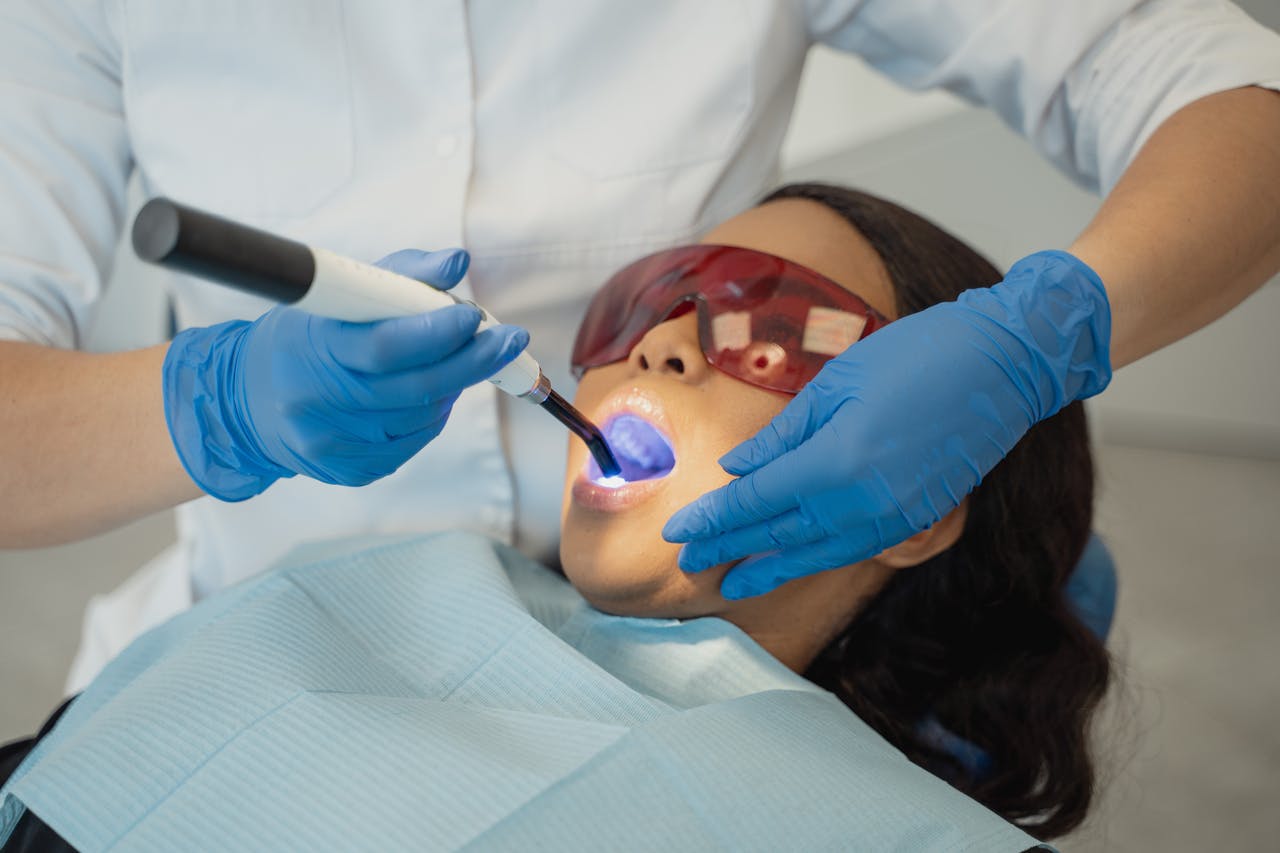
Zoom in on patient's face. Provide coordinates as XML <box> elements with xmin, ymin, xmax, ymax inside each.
<box><xmin>560</xmin><ymin>199</ymin><xmax>898</xmax><ymax>620</ymax></box>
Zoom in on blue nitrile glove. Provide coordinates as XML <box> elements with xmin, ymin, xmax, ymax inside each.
<box><xmin>664</xmin><ymin>250</ymin><xmax>1112</xmax><ymax>600</ymax></box>
<box><xmin>163</xmin><ymin>248</ymin><xmax>529</xmax><ymax>501</ymax></box>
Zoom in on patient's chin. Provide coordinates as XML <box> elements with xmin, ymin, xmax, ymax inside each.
<box><xmin>570</xmin><ymin>573</ymin><xmax>672</xmax><ymax>617</ymax></box>
<box><xmin>567</xmin><ymin>563</ymin><xmax>719</xmax><ymax>619</ymax></box>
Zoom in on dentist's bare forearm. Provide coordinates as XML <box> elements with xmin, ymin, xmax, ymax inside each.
<box><xmin>1069</xmin><ymin>86</ymin><xmax>1280</xmax><ymax>369</ymax></box>
<box><xmin>0</xmin><ymin>340</ymin><xmax>202</xmax><ymax>547</ymax></box>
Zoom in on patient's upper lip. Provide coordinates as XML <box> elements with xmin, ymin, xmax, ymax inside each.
<box><xmin>590</xmin><ymin>387</ymin><xmax>678</xmax><ymax>452</ymax></box>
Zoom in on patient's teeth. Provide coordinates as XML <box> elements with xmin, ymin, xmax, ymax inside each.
<box><xmin>604</xmin><ymin>415</ymin><xmax>675</xmax><ymax>481</ymax></box>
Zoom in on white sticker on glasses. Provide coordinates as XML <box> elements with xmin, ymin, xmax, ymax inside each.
<box><xmin>803</xmin><ymin>307</ymin><xmax>866</xmax><ymax>356</ymax></box>
<box><xmin>711</xmin><ymin>310</ymin><xmax>752</xmax><ymax>351</ymax></box>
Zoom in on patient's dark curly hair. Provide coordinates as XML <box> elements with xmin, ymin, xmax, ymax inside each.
<box><xmin>763</xmin><ymin>183</ymin><xmax>1110</xmax><ymax>840</ymax></box>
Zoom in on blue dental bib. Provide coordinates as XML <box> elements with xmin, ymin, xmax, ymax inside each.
<box><xmin>1</xmin><ymin>532</ymin><xmax>1046</xmax><ymax>852</ymax></box>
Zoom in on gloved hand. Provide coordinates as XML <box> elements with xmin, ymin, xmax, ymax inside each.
<box><xmin>163</xmin><ymin>248</ymin><xmax>529</xmax><ymax>501</ymax></box>
<box><xmin>663</xmin><ymin>250</ymin><xmax>1112</xmax><ymax>599</ymax></box>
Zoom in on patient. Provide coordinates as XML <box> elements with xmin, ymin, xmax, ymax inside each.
<box><xmin>0</xmin><ymin>184</ymin><xmax>1107</xmax><ymax>851</ymax></box>
<box><xmin>561</xmin><ymin>182</ymin><xmax>1109</xmax><ymax>838</ymax></box>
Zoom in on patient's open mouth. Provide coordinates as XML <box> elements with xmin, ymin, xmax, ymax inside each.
<box><xmin>589</xmin><ymin>415</ymin><xmax>676</xmax><ymax>483</ymax></box>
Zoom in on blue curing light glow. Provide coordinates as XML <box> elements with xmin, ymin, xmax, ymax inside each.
<box><xmin>585</xmin><ymin>414</ymin><xmax>676</xmax><ymax>487</ymax></box>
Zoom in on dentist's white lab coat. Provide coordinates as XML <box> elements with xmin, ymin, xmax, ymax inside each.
<box><xmin>0</xmin><ymin>0</ymin><xmax>1276</xmax><ymax>692</ymax></box>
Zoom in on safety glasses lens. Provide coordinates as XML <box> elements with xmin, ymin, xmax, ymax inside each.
<box><xmin>571</xmin><ymin>245</ymin><xmax>884</xmax><ymax>392</ymax></box>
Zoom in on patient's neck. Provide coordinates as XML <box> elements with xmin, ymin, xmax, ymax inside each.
<box><xmin>719</xmin><ymin>560</ymin><xmax>895</xmax><ymax>674</ymax></box>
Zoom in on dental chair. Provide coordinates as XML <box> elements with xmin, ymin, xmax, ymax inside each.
<box><xmin>1064</xmin><ymin>533</ymin><xmax>1119</xmax><ymax>643</ymax></box>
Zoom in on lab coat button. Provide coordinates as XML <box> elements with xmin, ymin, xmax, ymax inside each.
<box><xmin>434</xmin><ymin>134</ymin><xmax>460</xmax><ymax>158</ymax></box>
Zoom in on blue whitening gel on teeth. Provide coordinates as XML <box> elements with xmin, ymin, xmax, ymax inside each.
<box><xmin>590</xmin><ymin>415</ymin><xmax>675</xmax><ymax>485</ymax></box>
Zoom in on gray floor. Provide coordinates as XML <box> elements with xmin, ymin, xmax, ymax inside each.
<box><xmin>1</xmin><ymin>443</ymin><xmax>1278</xmax><ymax>850</ymax></box>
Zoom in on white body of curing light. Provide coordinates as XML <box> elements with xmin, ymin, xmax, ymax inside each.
<box><xmin>131</xmin><ymin>197</ymin><xmax>621</xmax><ymax>477</ymax></box>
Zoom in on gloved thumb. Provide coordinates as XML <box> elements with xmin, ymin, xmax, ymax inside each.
<box><xmin>719</xmin><ymin>383</ymin><xmax>823</xmax><ymax>476</ymax></box>
<box><xmin>374</xmin><ymin>248</ymin><xmax>471</xmax><ymax>290</ymax></box>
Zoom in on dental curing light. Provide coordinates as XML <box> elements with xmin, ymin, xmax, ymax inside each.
<box><xmin>132</xmin><ymin>197</ymin><xmax>621</xmax><ymax>478</ymax></box>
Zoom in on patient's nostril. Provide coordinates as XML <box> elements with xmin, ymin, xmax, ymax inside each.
<box><xmin>639</xmin><ymin>354</ymin><xmax>650</xmax><ymax>370</ymax></box>
<box><xmin>665</xmin><ymin>357</ymin><xmax>684</xmax><ymax>374</ymax></box>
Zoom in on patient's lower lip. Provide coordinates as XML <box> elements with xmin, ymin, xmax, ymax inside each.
<box><xmin>572</xmin><ymin>474</ymin><xmax>665</xmax><ymax>512</ymax></box>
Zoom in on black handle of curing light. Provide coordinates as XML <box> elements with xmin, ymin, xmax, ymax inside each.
<box><xmin>131</xmin><ymin>197</ymin><xmax>316</xmax><ymax>303</ymax></box>
<box><xmin>132</xmin><ymin>197</ymin><xmax>624</xmax><ymax>479</ymax></box>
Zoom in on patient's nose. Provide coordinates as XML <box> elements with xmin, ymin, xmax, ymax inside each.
<box><xmin>627</xmin><ymin>314</ymin><xmax>709</xmax><ymax>383</ymax></box>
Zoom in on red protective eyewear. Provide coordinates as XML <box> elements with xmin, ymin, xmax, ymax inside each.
<box><xmin>571</xmin><ymin>244</ymin><xmax>889</xmax><ymax>394</ymax></box>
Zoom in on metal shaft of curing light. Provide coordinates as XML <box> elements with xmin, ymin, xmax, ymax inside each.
<box><xmin>526</xmin><ymin>378</ymin><xmax>620</xmax><ymax>478</ymax></box>
<box><xmin>130</xmin><ymin>197</ymin><xmax>621</xmax><ymax>478</ymax></box>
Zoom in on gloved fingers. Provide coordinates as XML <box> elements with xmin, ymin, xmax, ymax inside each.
<box><xmin>368</xmin><ymin>415</ymin><xmax>453</xmax><ymax>459</ymax></box>
<box><xmin>305</xmin><ymin>419</ymin><xmax>453</xmax><ymax>486</ymax></box>
<box><xmin>320</xmin><ymin>304</ymin><xmax>483</xmax><ymax>373</ymax></box>
<box><xmin>718</xmin><ymin>381</ymin><xmax>825</xmax><ymax>476</ymax></box>
<box><xmin>662</xmin><ymin>464</ymin><xmax>801</xmax><ymax>544</ymax></box>
<box><xmin>329</xmin><ymin>397</ymin><xmax>459</xmax><ymax>443</ymax></box>
<box><xmin>311</xmin><ymin>323</ymin><xmax>524</xmax><ymax>410</ymax></box>
<box><xmin>415</xmin><ymin>323</ymin><xmax>530</xmax><ymax>397</ymax></box>
<box><xmin>334</xmin><ymin>347</ymin><xmax>497</xmax><ymax>409</ymax></box>
<box><xmin>370</xmin><ymin>397</ymin><xmax>458</xmax><ymax>440</ymax></box>
<box><xmin>272</xmin><ymin>393</ymin><xmax>456</xmax><ymax>459</ymax></box>
<box><xmin>718</xmin><ymin>537</ymin><xmax>868</xmax><ymax>600</ymax></box>
<box><xmin>676</xmin><ymin>508</ymin><xmax>822</xmax><ymax>573</ymax></box>
<box><xmin>373</xmin><ymin>247</ymin><xmax>471</xmax><ymax>290</ymax></box>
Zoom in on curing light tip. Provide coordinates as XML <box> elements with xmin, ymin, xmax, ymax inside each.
<box><xmin>594</xmin><ymin>475</ymin><xmax>628</xmax><ymax>489</ymax></box>
<box><xmin>539</xmin><ymin>387</ymin><xmax>622</xmax><ymax>478</ymax></box>
<box><xmin>585</xmin><ymin>435</ymin><xmax>622</xmax><ymax>479</ymax></box>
